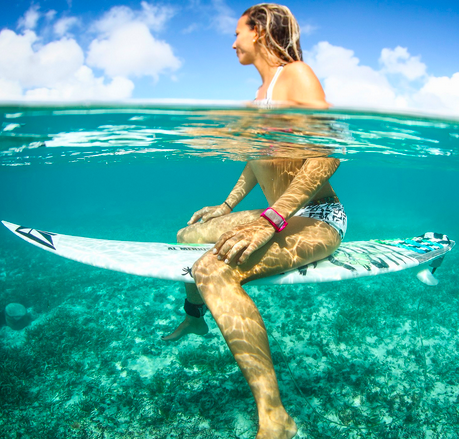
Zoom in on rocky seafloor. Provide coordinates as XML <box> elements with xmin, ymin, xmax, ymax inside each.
<box><xmin>1</xmin><ymin>229</ymin><xmax>458</xmax><ymax>439</ymax></box>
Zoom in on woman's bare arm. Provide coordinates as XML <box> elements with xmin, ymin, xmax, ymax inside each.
<box><xmin>270</xmin><ymin>157</ymin><xmax>340</xmax><ymax>219</ymax></box>
<box><xmin>188</xmin><ymin>163</ymin><xmax>258</xmax><ymax>224</ymax></box>
<box><xmin>224</xmin><ymin>163</ymin><xmax>258</xmax><ymax>210</ymax></box>
<box><xmin>213</xmin><ymin>157</ymin><xmax>339</xmax><ymax>264</ymax></box>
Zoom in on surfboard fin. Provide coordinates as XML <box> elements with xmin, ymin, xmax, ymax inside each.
<box><xmin>416</xmin><ymin>256</ymin><xmax>445</xmax><ymax>286</ymax></box>
<box><xmin>416</xmin><ymin>268</ymin><xmax>439</xmax><ymax>286</ymax></box>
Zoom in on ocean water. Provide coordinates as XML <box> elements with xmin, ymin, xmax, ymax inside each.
<box><xmin>0</xmin><ymin>104</ymin><xmax>458</xmax><ymax>438</ymax></box>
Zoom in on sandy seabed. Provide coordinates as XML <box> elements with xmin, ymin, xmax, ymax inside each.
<box><xmin>1</xmin><ymin>234</ymin><xmax>458</xmax><ymax>439</ymax></box>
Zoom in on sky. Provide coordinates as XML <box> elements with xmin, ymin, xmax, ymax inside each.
<box><xmin>1</xmin><ymin>0</ymin><xmax>459</xmax><ymax>115</ymax></box>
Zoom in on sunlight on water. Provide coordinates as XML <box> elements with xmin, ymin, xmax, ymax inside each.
<box><xmin>1</xmin><ymin>103</ymin><xmax>459</xmax><ymax>438</ymax></box>
<box><xmin>1</xmin><ymin>104</ymin><xmax>458</xmax><ymax>166</ymax></box>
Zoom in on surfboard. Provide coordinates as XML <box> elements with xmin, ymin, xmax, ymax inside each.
<box><xmin>2</xmin><ymin>220</ymin><xmax>455</xmax><ymax>286</ymax></box>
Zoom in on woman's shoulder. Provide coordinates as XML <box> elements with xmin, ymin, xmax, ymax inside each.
<box><xmin>281</xmin><ymin>61</ymin><xmax>321</xmax><ymax>84</ymax></box>
<box><xmin>277</xmin><ymin>61</ymin><xmax>328</xmax><ymax>108</ymax></box>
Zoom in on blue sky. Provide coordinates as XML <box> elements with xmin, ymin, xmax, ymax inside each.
<box><xmin>1</xmin><ymin>0</ymin><xmax>458</xmax><ymax>114</ymax></box>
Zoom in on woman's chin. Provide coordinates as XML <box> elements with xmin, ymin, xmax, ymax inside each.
<box><xmin>238</xmin><ymin>57</ymin><xmax>252</xmax><ymax>66</ymax></box>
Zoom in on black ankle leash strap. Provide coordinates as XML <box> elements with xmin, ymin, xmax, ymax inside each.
<box><xmin>184</xmin><ymin>299</ymin><xmax>207</xmax><ymax>318</ymax></box>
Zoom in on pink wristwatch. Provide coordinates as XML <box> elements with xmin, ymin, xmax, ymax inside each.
<box><xmin>260</xmin><ymin>208</ymin><xmax>288</xmax><ymax>232</ymax></box>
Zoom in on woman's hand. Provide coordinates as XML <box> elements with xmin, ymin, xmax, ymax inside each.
<box><xmin>213</xmin><ymin>217</ymin><xmax>276</xmax><ymax>265</ymax></box>
<box><xmin>187</xmin><ymin>204</ymin><xmax>232</xmax><ymax>225</ymax></box>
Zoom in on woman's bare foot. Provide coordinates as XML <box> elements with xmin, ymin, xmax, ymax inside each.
<box><xmin>256</xmin><ymin>409</ymin><xmax>297</xmax><ymax>439</ymax></box>
<box><xmin>162</xmin><ymin>315</ymin><xmax>209</xmax><ymax>341</ymax></box>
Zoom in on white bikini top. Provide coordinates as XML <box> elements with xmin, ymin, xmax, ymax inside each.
<box><xmin>254</xmin><ymin>65</ymin><xmax>284</xmax><ymax>107</ymax></box>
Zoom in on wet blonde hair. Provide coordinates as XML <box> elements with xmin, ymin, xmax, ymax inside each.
<box><xmin>243</xmin><ymin>3</ymin><xmax>303</xmax><ymax>65</ymax></box>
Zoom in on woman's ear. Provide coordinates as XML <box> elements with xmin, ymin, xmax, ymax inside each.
<box><xmin>253</xmin><ymin>26</ymin><xmax>266</xmax><ymax>44</ymax></box>
<box><xmin>252</xmin><ymin>26</ymin><xmax>259</xmax><ymax>43</ymax></box>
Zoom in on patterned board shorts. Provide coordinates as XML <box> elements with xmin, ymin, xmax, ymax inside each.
<box><xmin>294</xmin><ymin>202</ymin><xmax>347</xmax><ymax>239</ymax></box>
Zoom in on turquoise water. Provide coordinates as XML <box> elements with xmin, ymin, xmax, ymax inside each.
<box><xmin>1</xmin><ymin>104</ymin><xmax>459</xmax><ymax>438</ymax></box>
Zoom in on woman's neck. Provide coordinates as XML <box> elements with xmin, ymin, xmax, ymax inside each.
<box><xmin>253</xmin><ymin>59</ymin><xmax>282</xmax><ymax>87</ymax></box>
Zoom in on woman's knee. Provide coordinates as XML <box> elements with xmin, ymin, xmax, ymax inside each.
<box><xmin>192</xmin><ymin>253</ymin><xmax>238</xmax><ymax>289</ymax></box>
<box><xmin>177</xmin><ymin>224</ymin><xmax>201</xmax><ymax>243</ymax></box>
<box><xmin>177</xmin><ymin>226</ymin><xmax>189</xmax><ymax>243</ymax></box>
<box><xmin>177</xmin><ymin>222</ymin><xmax>216</xmax><ymax>244</ymax></box>
<box><xmin>192</xmin><ymin>254</ymin><xmax>216</xmax><ymax>283</ymax></box>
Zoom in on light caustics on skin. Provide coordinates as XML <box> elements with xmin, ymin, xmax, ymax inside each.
<box><xmin>190</xmin><ymin>217</ymin><xmax>339</xmax><ymax>439</ymax></box>
<box><xmin>166</xmin><ymin>154</ymin><xmax>341</xmax><ymax>439</ymax></box>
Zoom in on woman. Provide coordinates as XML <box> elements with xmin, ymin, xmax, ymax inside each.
<box><xmin>164</xmin><ymin>4</ymin><xmax>346</xmax><ymax>439</ymax></box>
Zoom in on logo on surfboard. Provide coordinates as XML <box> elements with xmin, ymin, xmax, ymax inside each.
<box><xmin>15</xmin><ymin>226</ymin><xmax>57</xmax><ymax>251</ymax></box>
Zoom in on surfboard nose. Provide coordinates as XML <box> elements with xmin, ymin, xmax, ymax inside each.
<box><xmin>2</xmin><ymin>221</ymin><xmax>20</xmax><ymax>233</ymax></box>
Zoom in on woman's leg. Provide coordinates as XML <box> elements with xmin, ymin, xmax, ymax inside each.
<box><xmin>177</xmin><ymin>209</ymin><xmax>264</xmax><ymax>244</ymax></box>
<box><xmin>162</xmin><ymin>210</ymin><xmax>263</xmax><ymax>341</ymax></box>
<box><xmin>192</xmin><ymin>217</ymin><xmax>341</xmax><ymax>439</ymax></box>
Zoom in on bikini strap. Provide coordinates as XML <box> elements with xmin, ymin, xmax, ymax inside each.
<box><xmin>265</xmin><ymin>66</ymin><xmax>284</xmax><ymax>101</ymax></box>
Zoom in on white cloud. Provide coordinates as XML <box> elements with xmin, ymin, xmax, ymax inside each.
<box><xmin>300</xmin><ymin>24</ymin><xmax>318</xmax><ymax>36</ymax></box>
<box><xmin>211</xmin><ymin>0</ymin><xmax>238</xmax><ymax>35</ymax></box>
<box><xmin>54</xmin><ymin>16</ymin><xmax>80</xmax><ymax>37</ymax></box>
<box><xmin>0</xmin><ymin>78</ymin><xmax>23</xmax><ymax>100</ymax></box>
<box><xmin>87</xmin><ymin>21</ymin><xmax>181</xmax><ymax>79</ymax></box>
<box><xmin>305</xmin><ymin>42</ymin><xmax>397</xmax><ymax>108</ymax></box>
<box><xmin>0</xmin><ymin>29</ymin><xmax>133</xmax><ymax>101</ymax></box>
<box><xmin>92</xmin><ymin>2</ymin><xmax>174</xmax><ymax>35</ymax></box>
<box><xmin>45</xmin><ymin>10</ymin><xmax>57</xmax><ymax>22</ymax></box>
<box><xmin>0</xmin><ymin>29</ymin><xmax>84</xmax><ymax>88</ymax></box>
<box><xmin>140</xmin><ymin>1</ymin><xmax>175</xmax><ymax>30</ymax></box>
<box><xmin>18</xmin><ymin>5</ymin><xmax>41</xmax><ymax>30</ymax></box>
<box><xmin>413</xmin><ymin>73</ymin><xmax>459</xmax><ymax>114</ymax></box>
<box><xmin>87</xmin><ymin>3</ymin><xmax>180</xmax><ymax>80</ymax></box>
<box><xmin>305</xmin><ymin>41</ymin><xmax>459</xmax><ymax>115</ymax></box>
<box><xmin>379</xmin><ymin>46</ymin><xmax>426</xmax><ymax>80</ymax></box>
<box><xmin>0</xmin><ymin>2</ymin><xmax>180</xmax><ymax>101</ymax></box>
<box><xmin>182</xmin><ymin>23</ymin><xmax>199</xmax><ymax>34</ymax></box>
<box><xmin>24</xmin><ymin>66</ymin><xmax>134</xmax><ymax>101</ymax></box>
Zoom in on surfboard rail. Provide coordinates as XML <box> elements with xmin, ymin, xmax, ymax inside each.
<box><xmin>2</xmin><ymin>220</ymin><xmax>455</xmax><ymax>286</ymax></box>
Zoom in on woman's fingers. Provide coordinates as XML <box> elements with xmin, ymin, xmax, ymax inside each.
<box><xmin>188</xmin><ymin>206</ymin><xmax>213</xmax><ymax>224</ymax></box>
<box><xmin>188</xmin><ymin>205</ymin><xmax>229</xmax><ymax>225</ymax></box>
<box><xmin>224</xmin><ymin>240</ymin><xmax>253</xmax><ymax>264</ymax></box>
<box><xmin>218</xmin><ymin>236</ymin><xmax>245</xmax><ymax>261</ymax></box>
<box><xmin>217</xmin><ymin>235</ymin><xmax>261</xmax><ymax>265</ymax></box>
<box><xmin>187</xmin><ymin>214</ymin><xmax>201</xmax><ymax>225</ymax></box>
<box><xmin>237</xmin><ymin>242</ymin><xmax>259</xmax><ymax>264</ymax></box>
<box><xmin>213</xmin><ymin>230</ymin><xmax>235</xmax><ymax>254</ymax></box>
<box><xmin>212</xmin><ymin>220</ymin><xmax>276</xmax><ymax>264</ymax></box>
<box><xmin>202</xmin><ymin>210</ymin><xmax>218</xmax><ymax>222</ymax></box>
<box><xmin>188</xmin><ymin>208</ymin><xmax>204</xmax><ymax>225</ymax></box>
<box><xmin>215</xmin><ymin>232</ymin><xmax>259</xmax><ymax>263</ymax></box>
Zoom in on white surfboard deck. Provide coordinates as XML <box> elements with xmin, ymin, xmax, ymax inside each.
<box><xmin>2</xmin><ymin>221</ymin><xmax>455</xmax><ymax>286</ymax></box>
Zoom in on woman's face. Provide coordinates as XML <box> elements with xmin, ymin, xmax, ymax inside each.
<box><xmin>232</xmin><ymin>15</ymin><xmax>258</xmax><ymax>65</ymax></box>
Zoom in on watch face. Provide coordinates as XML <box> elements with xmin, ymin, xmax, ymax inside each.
<box><xmin>265</xmin><ymin>208</ymin><xmax>281</xmax><ymax>225</ymax></box>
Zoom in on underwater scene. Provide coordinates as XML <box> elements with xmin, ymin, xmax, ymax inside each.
<box><xmin>1</xmin><ymin>104</ymin><xmax>459</xmax><ymax>438</ymax></box>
